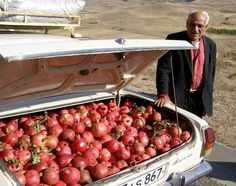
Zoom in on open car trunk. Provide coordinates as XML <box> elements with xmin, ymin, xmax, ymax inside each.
<box><xmin>0</xmin><ymin>33</ymin><xmax>213</xmax><ymax>186</ymax></box>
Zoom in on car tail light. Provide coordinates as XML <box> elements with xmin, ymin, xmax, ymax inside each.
<box><xmin>202</xmin><ymin>127</ymin><xmax>216</xmax><ymax>157</ymax></box>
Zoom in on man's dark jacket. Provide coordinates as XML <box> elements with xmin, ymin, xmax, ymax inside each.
<box><xmin>156</xmin><ymin>31</ymin><xmax>217</xmax><ymax>116</ymax></box>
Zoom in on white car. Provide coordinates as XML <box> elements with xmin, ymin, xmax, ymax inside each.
<box><xmin>0</xmin><ymin>33</ymin><xmax>215</xmax><ymax>186</ymax></box>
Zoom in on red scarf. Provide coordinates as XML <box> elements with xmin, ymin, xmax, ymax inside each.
<box><xmin>191</xmin><ymin>37</ymin><xmax>205</xmax><ymax>90</ymax></box>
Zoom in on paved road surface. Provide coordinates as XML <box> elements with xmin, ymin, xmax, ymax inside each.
<box><xmin>192</xmin><ymin>142</ymin><xmax>236</xmax><ymax>186</ymax></box>
<box><xmin>207</xmin><ymin>142</ymin><xmax>236</xmax><ymax>186</ymax></box>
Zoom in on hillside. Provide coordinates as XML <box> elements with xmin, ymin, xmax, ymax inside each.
<box><xmin>76</xmin><ymin>0</ymin><xmax>236</xmax><ymax>149</ymax></box>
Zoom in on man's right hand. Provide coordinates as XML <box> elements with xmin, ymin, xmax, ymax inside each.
<box><xmin>155</xmin><ymin>95</ymin><xmax>171</xmax><ymax>107</ymax></box>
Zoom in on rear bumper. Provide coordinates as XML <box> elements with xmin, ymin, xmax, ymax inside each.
<box><xmin>161</xmin><ymin>160</ymin><xmax>212</xmax><ymax>186</ymax></box>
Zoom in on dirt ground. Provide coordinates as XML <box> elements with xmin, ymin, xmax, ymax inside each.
<box><xmin>71</xmin><ymin>0</ymin><xmax>236</xmax><ymax>149</ymax></box>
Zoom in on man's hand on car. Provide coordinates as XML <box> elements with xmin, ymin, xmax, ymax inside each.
<box><xmin>155</xmin><ymin>94</ymin><xmax>171</xmax><ymax>107</ymax></box>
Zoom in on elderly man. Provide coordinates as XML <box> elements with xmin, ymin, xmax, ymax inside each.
<box><xmin>156</xmin><ymin>10</ymin><xmax>217</xmax><ymax>117</ymax></box>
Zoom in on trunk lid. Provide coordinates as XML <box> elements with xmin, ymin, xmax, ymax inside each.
<box><xmin>0</xmin><ymin>33</ymin><xmax>194</xmax><ymax>118</ymax></box>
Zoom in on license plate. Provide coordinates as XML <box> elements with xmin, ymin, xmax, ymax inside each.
<box><xmin>120</xmin><ymin>164</ymin><xmax>166</xmax><ymax>186</ymax></box>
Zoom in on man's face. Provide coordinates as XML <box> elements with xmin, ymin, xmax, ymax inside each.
<box><xmin>186</xmin><ymin>12</ymin><xmax>208</xmax><ymax>42</ymax></box>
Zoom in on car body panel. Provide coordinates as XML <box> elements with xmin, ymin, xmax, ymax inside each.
<box><xmin>0</xmin><ymin>33</ymin><xmax>213</xmax><ymax>186</ymax></box>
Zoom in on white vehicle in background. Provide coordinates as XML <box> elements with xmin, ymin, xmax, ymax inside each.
<box><xmin>0</xmin><ymin>33</ymin><xmax>215</xmax><ymax>186</ymax></box>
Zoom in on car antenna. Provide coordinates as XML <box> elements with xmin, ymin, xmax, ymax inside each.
<box><xmin>170</xmin><ymin>53</ymin><xmax>180</xmax><ymax>136</ymax></box>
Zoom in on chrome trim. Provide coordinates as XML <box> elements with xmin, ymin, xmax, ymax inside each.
<box><xmin>165</xmin><ymin>160</ymin><xmax>212</xmax><ymax>186</ymax></box>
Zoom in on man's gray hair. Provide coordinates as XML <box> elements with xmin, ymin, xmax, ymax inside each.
<box><xmin>187</xmin><ymin>10</ymin><xmax>210</xmax><ymax>26</ymax></box>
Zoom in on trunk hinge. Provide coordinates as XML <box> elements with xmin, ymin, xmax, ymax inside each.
<box><xmin>115</xmin><ymin>74</ymin><xmax>135</xmax><ymax>107</ymax></box>
<box><xmin>115</xmin><ymin>81</ymin><xmax>126</xmax><ymax>107</ymax></box>
<box><xmin>116</xmin><ymin>89</ymin><xmax>121</xmax><ymax>108</ymax></box>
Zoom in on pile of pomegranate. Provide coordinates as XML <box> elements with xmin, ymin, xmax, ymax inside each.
<box><xmin>0</xmin><ymin>98</ymin><xmax>191</xmax><ymax>185</ymax></box>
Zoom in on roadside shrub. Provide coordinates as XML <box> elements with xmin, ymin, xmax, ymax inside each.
<box><xmin>207</xmin><ymin>27</ymin><xmax>236</xmax><ymax>35</ymax></box>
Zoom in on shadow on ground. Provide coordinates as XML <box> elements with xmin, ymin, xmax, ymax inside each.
<box><xmin>208</xmin><ymin>161</ymin><xmax>236</xmax><ymax>183</ymax></box>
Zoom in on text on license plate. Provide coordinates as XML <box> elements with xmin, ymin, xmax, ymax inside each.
<box><xmin>120</xmin><ymin>164</ymin><xmax>166</xmax><ymax>186</ymax></box>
